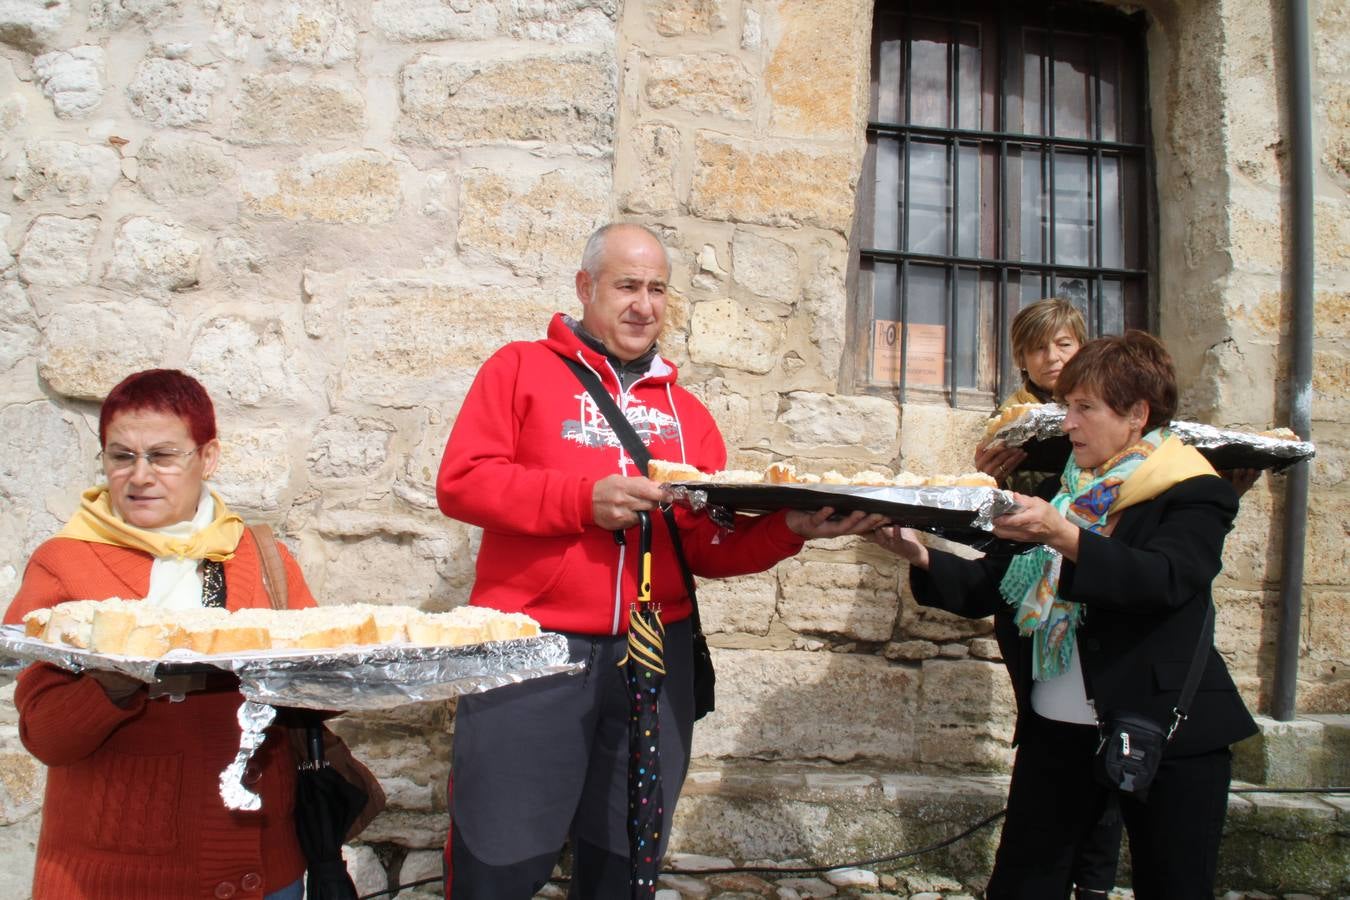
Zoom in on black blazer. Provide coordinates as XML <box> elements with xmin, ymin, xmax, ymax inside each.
<box><xmin>913</xmin><ymin>474</ymin><xmax>1257</xmax><ymax>757</ymax></box>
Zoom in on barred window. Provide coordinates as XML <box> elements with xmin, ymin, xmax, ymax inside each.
<box><xmin>854</xmin><ymin>0</ymin><xmax>1153</xmax><ymax>406</ymax></box>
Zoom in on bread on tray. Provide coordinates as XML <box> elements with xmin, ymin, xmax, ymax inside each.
<box><xmin>20</xmin><ymin>598</ymin><xmax>541</xmax><ymax>658</ymax></box>
<box><xmin>645</xmin><ymin>459</ymin><xmax>997</xmax><ymax>489</ymax></box>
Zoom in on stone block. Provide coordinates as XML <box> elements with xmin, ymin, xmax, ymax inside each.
<box><xmin>303</xmin><ymin>268</ymin><xmax>553</xmax><ymax>411</ymax></box>
<box><xmin>126</xmin><ymin>56</ymin><xmax>223</xmax><ymax>126</ymax></box>
<box><xmin>1220</xmin><ymin>788</ymin><xmax>1349</xmax><ymax>894</ymax></box>
<box><xmin>645</xmin><ymin>53</ymin><xmax>753</xmax><ymax>121</ymax></box>
<box><xmin>500</xmin><ymin>0</ymin><xmax>616</xmax><ymax>43</ymax></box>
<box><xmin>0</xmin><ymin>812</ymin><xmax>38</xmax><ymax>900</ymax></box>
<box><xmin>398</xmin><ymin>51</ymin><xmax>615</xmax><ymax>148</ymax></box>
<box><xmin>0</xmin><ymin>0</ymin><xmax>69</xmax><ymax>51</ymax></box>
<box><xmin>690</xmin><ymin>133</ymin><xmax>859</xmax><ymax>235</ymax></box>
<box><xmin>242</xmin><ymin>150</ymin><xmax>402</xmax><ymax>224</ymax></box>
<box><xmin>897</xmin><ymin>403</ymin><xmax>988</xmax><ymax>475</ymax></box>
<box><xmin>0</xmin><ymin>210</ymin><xmax>11</xmax><ymax>269</ymax></box>
<box><xmin>697</xmin><ymin>571</ymin><xmax>777</xmax><ymax>636</ymax></box>
<box><xmin>916</xmin><ymin>658</ymin><xmax>1014</xmax><ymax>770</ymax></box>
<box><xmin>213</xmin><ymin>425</ymin><xmax>292</xmax><ymax>512</ymax></box>
<box><xmin>765</xmin><ymin>0</ymin><xmax>868</xmax><ymax>139</ymax></box>
<box><xmin>0</xmin><ymin>399</ymin><xmax>91</xmax><ymax>574</ymax></box>
<box><xmin>307</xmin><ymin>415</ymin><xmax>395</xmax><ymax>480</ymax></box>
<box><xmin>13</xmin><ymin>140</ymin><xmax>120</xmax><ymax>206</ymax></box>
<box><xmin>38</xmin><ymin>301</ymin><xmax>174</xmax><ymax>401</ymax></box>
<box><xmin>897</xmin><ymin>581</ymin><xmax>993</xmax><ymax>644</ymax></box>
<box><xmin>372</xmin><ymin>0</ymin><xmax>498</xmax><ymax>42</ymax></box>
<box><xmin>682</xmin><ymin>377</ymin><xmax>752</xmax><ymax>451</ymax></box>
<box><xmin>90</xmin><ymin>0</ymin><xmax>179</xmax><ymax>27</ymax></box>
<box><xmin>731</xmin><ymin>230</ymin><xmax>798</xmax><ymax>300</ymax></box>
<box><xmin>0</xmin><ymin>280</ymin><xmax>38</xmax><ymax>375</ymax></box>
<box><xmin>1313</xmin><ymin>345</ymin><xmax>1349</xmax><ymax>414</ymax></box>
<box><xmin>264</xmin><ymin>0</ymin><xmax>357</xmax><ymax>67</ymax></box>
<box><xmin>136</xmin><ymin>133</ymin><xmax>236</xmax><ymax>203</ymax></box>
<box><xmin>688</xmin><ymin>298</ymin><xmax>783</xmax><ymax>375</ymax></box>
<box><xmin>1315</xmin><ymin>197</ymin><xmax>1349</xmax><ymax>271</ymax></box>
<box><xmin>1231</xmin><ymin>714</ymin><xmax>1349</xmax><ymax>789</ymax></box>
<box><xmin>1304</xmin><ymin>498</ymin><xmax>1348</xmax><ymax>589</ymax></box>
<box><xmin>303</xmin><ymin>511</ymin><xmax>474</xmax><ymax>607</ymax></box>
<box><xmin>692</xmin><ymin>649</ymin><xmax>917</xmax><ymax>763</ymax></box>
<box><xmin>800</xmin><ymin>246</ymin><xmax>847</xmax><ymax>378</ymax></box>
<box><xmin>773</xmin><ymin>391</ymin><xmax>900</xmax><ymax>458</ymax></box>
<box><xmin>457</xmin><ymin>164</ymin><xmax>609</xmax><ymax>277</ymax></box>
<box><xmin>230</xmin><ymin>73</ymin><xmax>365</xmax><ymax>145</ymax></box>
<box><xmin>1212</xmin><ymin>588</ymin><xmax>1278</xmax><ymax>680</ymax></box>
<box><xmin>106</xmin><ymin>216</ymin><xmax>201</xmax><ymax>293</ymax></box>
<box><xmin>343</xmin><ymin>844</ymin><xmax>388</xmax><ymax>898</ymax></box>
<box><xmin>1306</xmin><ymin>587</ymin><xmax>1350</xmax><ymax>666</ymax></box>
<box><xmin>33</xmin><ymin>46</ymin><xmax>104</xmax><ymax>118</ymax></box>
<box><xmin>646</xmin><ymin>0</ymin><xmax>727</xmax><ymax>36</ymax></box>
<box><xmin>777</xmin><ymin>557</ymin><xmax>900</xmax><ymax>642</ymax></box>
<box><xmin>619</xmin><ymin>122</ymin><xmax>679</xmax><ymax>215</ymax></box>
<box><xmin>187</xmin><ymin>316</ymin><xmax>312</xmax><ymax>408</ymax></box>
<box><xmin>18</xmin><ymin>215</ymin><xmax>99</xmax><ymax>287</ymax></box>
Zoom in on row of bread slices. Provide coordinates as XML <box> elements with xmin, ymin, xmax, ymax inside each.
<box><xmin>647</xmin><ymin>459</ymin><xmax>997</xmax><ymax>488</ymax></box>
<box><xmin>22</xmin><ymin>598</ymin><xmax>540</xmax><ymax>658</ymax></box>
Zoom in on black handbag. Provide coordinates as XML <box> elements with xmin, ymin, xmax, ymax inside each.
<box><xmin>1092</xmin><ymin>603</ymin><xmax>1214</xmax><ymax>797</ymax></box>
<box><xmin>561</xmin><ymin>357</ymin><xmax>717</xmax><ymax>720</ymax></box>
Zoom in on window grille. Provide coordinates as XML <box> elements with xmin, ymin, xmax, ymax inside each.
<box><xmin>856</xmin><ymin>0</ymin><xmax>1153</xmax><ymax>406</ymax></box>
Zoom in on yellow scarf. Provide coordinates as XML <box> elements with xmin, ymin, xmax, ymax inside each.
<box><xmin>1005</xmin><ymin>384</ymin><xmax>1043</xmax><ymax>407</ymax></box>
<box><xmin>57</xmin><ymin>486</ymin><xmax>245</xmax><ymax>561</ymax></box>
<box><xmin>1110</xmin><ymin>434</ymin><xmax>1217</xmax><ymax>517</ymax></box>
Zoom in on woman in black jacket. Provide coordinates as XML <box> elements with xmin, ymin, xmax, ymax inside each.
<box><xmin>874</xmin><ymin>332</ymin><xmax>1256</xmax><ymax>899</ymax></box>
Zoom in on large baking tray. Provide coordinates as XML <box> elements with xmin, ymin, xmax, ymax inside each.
<box><xmin>0</xmin><ymin>624</ymin><xmax>583</xmax><ymax>811</ymax></box>
<box><xmin>670</xmin><ymin>483</ymin><xmax>1019</xmax><ymax>549</ymax></box>
<box><xmin>990</xmin><ymin>407</ymin><xmax>1315</xmax><ymax>475</ymax></box>
<box><xmin>0</xmin><ymin>625</ymin><xmax>579</xmax><ymax>711</ymax></box>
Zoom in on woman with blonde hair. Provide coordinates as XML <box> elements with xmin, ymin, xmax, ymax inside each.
<box><xmin>975</xmin><ymin>297</ymin><xmax>1087</xmax><ymax>490</ymax></box>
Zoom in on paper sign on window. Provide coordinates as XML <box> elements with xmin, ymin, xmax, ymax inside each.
<box><xmin>872</xmin><ymin>320</ymin><xmax>946</xmax><ymax>386</ymax></box>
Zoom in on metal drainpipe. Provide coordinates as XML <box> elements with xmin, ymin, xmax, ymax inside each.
<box><xmin>1271</xmin><ymin>0</ymin><xmax>1315</xmax><ymax>722</ymax></box>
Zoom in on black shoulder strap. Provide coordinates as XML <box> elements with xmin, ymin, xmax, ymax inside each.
<box><xmin>1170</xmin><ymin>602</ymin><xmax>1215</xmax><ymax>738</ymax></box>
<box><xmin>560</xmin><ymin>356</ymin><xmax>704</xmax><ymax>633</ymax></box>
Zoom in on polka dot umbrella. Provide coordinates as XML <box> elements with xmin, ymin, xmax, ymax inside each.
<box><xmin>624</xmin><ymin>510</ymin><xmax>664</xmax><ymax>899</ymax></box>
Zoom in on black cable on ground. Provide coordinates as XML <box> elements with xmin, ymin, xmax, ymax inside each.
<box><xmin>356</xmin><ymin>785</ymin><xmax>1350</xmax><ymax>899</ymax></box>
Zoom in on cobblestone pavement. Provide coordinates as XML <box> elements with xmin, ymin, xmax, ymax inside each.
<box><xmin>515</xmin><ymin>855</ymin><xmax>1332</xmax><ymax>900</ymax></box>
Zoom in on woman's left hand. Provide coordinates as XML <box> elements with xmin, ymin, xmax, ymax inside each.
<box><xmin>992</xmin><ymin>494</ymin><xmax>1081</xmax><ymax>560</ymax></box>
<box><xmin>786</xmin><ymin>507</ymin><xmax>890</xmax><ymax>539</ymax></box>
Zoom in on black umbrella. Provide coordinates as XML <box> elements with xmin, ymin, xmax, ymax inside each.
<box><xmin>295</xmin><ymin>723</ymin><xmax>367</xmax><ymax>900</ymax></box>
<box><xmin>625</xmin><ymin>510</ymin><xmax>665</xmax><ymax>899</ymax></box>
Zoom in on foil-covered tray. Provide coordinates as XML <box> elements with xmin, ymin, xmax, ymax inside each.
<box><xmin>669</xmin><ymin>483</ymin><xmax>1019</xmax><ymax>549</ymax></box>
<box><xmin>0</xmin><ymin>624</ymin><xmax>582</xmax><ymax>810</ymax></box>
<box><xmin>0</xmin><ymin>625</ymin><xmax>578</xmax><ymax>710</ymax></box>
<box><xmin>986</xmin><ymin>405</ymin><xmax>1316</xmax><ymax>474</ymax></box>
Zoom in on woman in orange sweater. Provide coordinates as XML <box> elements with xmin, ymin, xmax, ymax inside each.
<box><xmin>4</xmin><ymin>369</ymin><xmax>313</xmax><ymax>900</ymax></box>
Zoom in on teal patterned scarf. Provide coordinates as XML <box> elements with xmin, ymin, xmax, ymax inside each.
<box><xmin>998</xmin><ymin>428</ymin><xmax>1168</xmax><ymax>680</ymax></box>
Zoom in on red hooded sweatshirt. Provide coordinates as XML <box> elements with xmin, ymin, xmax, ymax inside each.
<box><xmin>437</xmin><ymin>313</ymin><xmax>805</xmax><ymax>635</ymax></box>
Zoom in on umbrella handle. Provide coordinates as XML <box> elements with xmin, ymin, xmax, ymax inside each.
<box><xmin>637</xmin><ymin>510</ymin><xmax>652</xmax><ymax>607</ymax></box>
<box><xmin>307</xmin><ymin>725</ymin><xmax>325</xmax><ymax>766</ymax></box>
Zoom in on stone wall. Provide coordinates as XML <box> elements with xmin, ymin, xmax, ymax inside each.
<box><xmin>0</xmin><ymin>0</ymin><xmax>1346</xmax><ymax>892</ymax></box>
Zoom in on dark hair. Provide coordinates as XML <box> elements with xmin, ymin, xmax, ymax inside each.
<box><xmin>98</xmin><ymin>369</ymin><xmax>217</xmax><ymax>448</ymax></box>
<box><xmin>1055</xmin><ymin>331</ymin><xmax>1177</xmax><ymax>433</ymax></box>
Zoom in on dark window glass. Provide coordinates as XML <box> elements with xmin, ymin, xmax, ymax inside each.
<box><xmin>857</xmin><ymin>1</ymin><xmax>1152</xmax><ymax>406</ymax></box>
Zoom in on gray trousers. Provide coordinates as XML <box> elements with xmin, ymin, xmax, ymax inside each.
<box><xmin>445</xmin><ymin>618</ymin><xmax>695</xmax><ymax>900</ymax></box>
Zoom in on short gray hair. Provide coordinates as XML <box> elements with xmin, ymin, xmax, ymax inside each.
<box><xmin>580</xmin><ymin>223</ymin><xmax>670</xmax><ymax>278</ymax></box>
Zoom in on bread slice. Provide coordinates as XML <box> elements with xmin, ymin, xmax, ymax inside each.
<box><xmin>90</xmin><ymin>599</ymin><xmax>144</xmax><ymax>654</ymax></box>
<box><xmin>42</xmin><ymin>600</ymin><xmax>105</xmax><ymax>649</ymax></box>
<box><xmin>764</xmin><ymin>462</ymin><xmax>797</xmax><ymax>484</ymax></box>
<box><xmin>22</xmin><ymin>608</ymin><xmax>51</xmax><ymax>638</ymax></box>
<box><xmin>647</xmin><ymin>459</ymin><xmax>706</xmax><ymax>483</ymax></box>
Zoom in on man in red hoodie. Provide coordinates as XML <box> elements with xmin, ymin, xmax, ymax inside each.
<box><xmin>436</xmin><ymin>223</ymin><xmax>883</xmax><ymax>898</ymax></box>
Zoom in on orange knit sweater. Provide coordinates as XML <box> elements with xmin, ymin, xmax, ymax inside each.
<box><xmin>4</xmin><ymin>532</ymin><xmax>315</xmax><ymax>899</ymax></box>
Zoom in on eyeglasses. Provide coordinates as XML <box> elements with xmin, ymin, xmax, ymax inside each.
<box><xmin>100</xmin><ymin>447</ymin><xmax>200</xmax><ymax>474</ymax></box>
